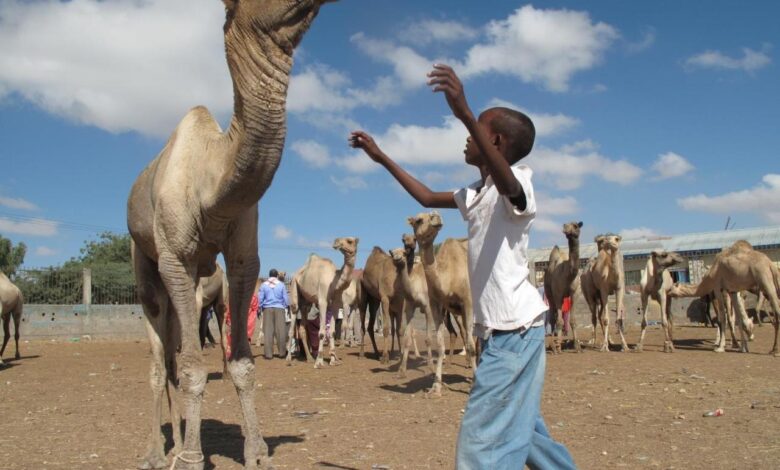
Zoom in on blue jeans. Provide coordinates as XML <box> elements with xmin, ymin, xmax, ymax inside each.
<box><xmin>455</xmin><ymin>326</ymin><xmax>576</xmax><ymax>469</ymax></box>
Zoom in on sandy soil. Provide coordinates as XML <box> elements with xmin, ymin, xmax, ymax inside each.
<box><xmin>1</xmin><ymin>324</ymin><xmax>779</xmax><ymax>469</ymax></box>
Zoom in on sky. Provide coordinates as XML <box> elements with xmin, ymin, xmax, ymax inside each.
<box><xmin>1</xmin><ymin>0</ymin><xmax>779</xmax><ymax>276</ymax></box>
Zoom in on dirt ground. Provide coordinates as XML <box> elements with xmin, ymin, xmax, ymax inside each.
<box><xmin>1</xmin><ymin>324</ymin><xmax>780</xmax><ymax>470</ymax></box>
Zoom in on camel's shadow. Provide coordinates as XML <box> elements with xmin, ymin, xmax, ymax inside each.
<box><xmin>0</xmin><ymin>354</ymin><xmax>41</xmax><ymax>370</ymax></box>
<box><xmin>162</xmin><ymin>420</ymin><xmax>304</xmax><ymax>469</ymax></box>
<box><xmin>380</xmin><ymin>373</ymin><xmax>470</xmax><ymax>395</ymax></box>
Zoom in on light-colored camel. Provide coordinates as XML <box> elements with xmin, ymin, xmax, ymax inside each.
<box><xmin>0</xmin><ymin>272</ymin><xmax>23</xmax><ymax>365</ymax></box>
<box><xmin>390</xmin><ymin>233</ymin><xmax>438</xmax><ymax>379</ymax></box>
<box><xmin>125</xmin><ymin>2</ymin><xmax>333</xmax><ymax>469</ymax></box>
<box><xmin>670</xmin><ymin>240</ymin><xmax>780</xmax><ymax>354</ymax></box>
<box><xmin>544</xmin><ymin>221</ymin><xmax>583</xmax><ymax>353</ymax></box>
<box><xmin>635</xmin><ymin>250</ymin><xmax>684</xmax><ymax>352</ymax></box>
<box><xmin>581</xmin><ymin>234</ymin><xmax>629</xmax><ymax>352</ymax></box>
<box><xmin>410</xmin><ymin>211</ymin><xmax>476</xmax><ymax>395</ymax></box>
<box><xmin>359</xmin><ymin>246</ymin><xmax>405</xmax><ymax>363</ymax></box>
<box><xmin>288</xmin><ymin>237</ymin><xmax>358</xmax><ymax>367</ymax></box>
<box><xmin>337</xmin><ymin>275</ymin><xmax>363</xmax><ymax>347</ymax></box>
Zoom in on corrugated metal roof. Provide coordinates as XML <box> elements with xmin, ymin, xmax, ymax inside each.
<box><xmin>529</xmin><ymin>225</ymin><xmax>780</xmax><ymax>264</ymax></box>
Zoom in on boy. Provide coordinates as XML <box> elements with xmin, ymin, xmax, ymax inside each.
<box><xmin>350</xmin><ymin>64</ymin><xmax>576</xmax><ymax>469</ymax></box>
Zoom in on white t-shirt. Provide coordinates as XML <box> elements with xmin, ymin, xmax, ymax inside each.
<box><xmin>453</xmin><ymin>164</ymin><xmax>547</xmax><ymax>333</ymax></box>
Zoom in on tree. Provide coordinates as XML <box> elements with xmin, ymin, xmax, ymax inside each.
<box><xmin>0</xmin><ymin>235</ymin><xmax>26</xmax><ymax>277</ymax></box>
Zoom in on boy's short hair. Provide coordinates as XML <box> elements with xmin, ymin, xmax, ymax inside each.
<box><xmin>487</xmin><ymin>107</ymin><xmax>536</xmax><ymax>163</ymax></box>
<box><xmin>269</xmin><ymin>268</ymin><xmax>279</xmax><ymax>278</ymax></box>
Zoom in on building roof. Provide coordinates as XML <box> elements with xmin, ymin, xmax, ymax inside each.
<box><xmin>529</xmin><ymin>225</ymin><xmax>780</xmax><ymax>264</ymax></box>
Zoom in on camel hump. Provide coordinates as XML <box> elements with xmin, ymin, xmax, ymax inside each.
<box><xmin>549</xmin><ymin>245</ymin><xmax>562</xmax><ymax>264</ymax></box>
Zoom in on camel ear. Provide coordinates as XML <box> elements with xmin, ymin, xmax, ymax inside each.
<box><xmin>577</xmin><ymin>221</ymin><xmax>583</xmax><ymax>228</ymax></box>
<box><xmin>354</xmin><ymin>237</ymin><xmax>359</xmax><ymax>245</ymax></box>
<box><xmin>594</xmin><ymin>235</ymin><xmax>604</xmax><ymax>243</ymax></box>
<box><xmin>407</xmin><ymin>216</ymin><xmax>415</xmax><ymax>226</ymax></box>
<box><xmin>616</xmin><ymin>235</ymin><xmax>622</xmax><ymax>243</ymax></box>
<box><xmin>223</xmin><ymin>0</ymin><xmax>237</xmax><ymax>11</ymax></box>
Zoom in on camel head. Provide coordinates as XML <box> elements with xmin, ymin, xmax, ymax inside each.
<box><xmin>401</xmin><ymin>233</ymin><xmax>416</xmax><ymax>256</ymax></box>
<box><xmin>389</xmin><ymin>247</ymin><xmax>407</xmax><ymax>267</ymax></box>
<box><xmin>562</xmin><ymin>221</ymin><xmax>583</xmax><ymax>240</ymax></box>
<box><xmin>598</xmin><ymin>233</ymin><xmax>622</xmax><ymax>253</ymax></box>
<box><xmin>407</xmin><ymin>211</ymin><xmax>443</xmax><ymax>246</ymax></box>
<box><xmin>651</xmin><ymin>249</ymin><xmax>684</xmax><ymax>268</ymax></box>
<box><xmin>223</xmin><ymin>0</ymin><xmax>337</xmax><ymax>54</ymax></box>
<box><xmin>277</xmin><ymin>271</ymin><xmax>287</xmax><ymax>282</ymax></box>
<box><xmin>333</xmin><ymin>237</ymin><xmax>359</xmax><ymax>258</ymax></box>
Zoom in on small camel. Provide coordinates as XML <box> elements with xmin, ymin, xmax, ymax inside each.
<box><xmin>359</xmin><ymin>246</ymin><xmax>405</xmax><ymax>363</ymax></box>
<box><xmin>197</xmin><ymin>265</ymin><xmax>228</xmax><ymax>351</ymax></box>
<box><xmin>670</xmin><ymin>240</ymin><xmax>780</xmax><ymax>354</ymax></box>
<box><xmin>288</xmin><ymin>237</ymin><xmax>358</xmax><ymax>368</ymax></box>
<box><xmin>581</xmin><ymin>234</ymin><xmax>629</xmax><ymax>352</ymax></box>
<box><xmin>0</xmin><ymin>272</ymin><xmax>23</xmax><ymax>365</ymax></box>
<box><xmin>544</xmin><ymin>221</ymin><xmax>583</xmax><ymax>353</ymax></box>
<box><xmin>409</xmin><ymin>211</ymin><xmax>477</xmax><ymax>393</ymax></box>
<box><xmin>635</xmin><ymin>250</ymin><xmax>684</xmax><ymax>352</ymax></box>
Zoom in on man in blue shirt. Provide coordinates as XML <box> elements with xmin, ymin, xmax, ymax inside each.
<box><xmin>258</xmin><ymin>269</ymin><xmax>290</xmax><ymax>359</ymax></box>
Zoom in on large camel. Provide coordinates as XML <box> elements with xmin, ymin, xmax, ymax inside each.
<box><xmin>288</xmin><ymin>237</ymin><xmax>358</xmax><ymax>368</ymax></box>
<box><xmin>390</xmin><ymin>234</ymin><xmax>438</xmax><ymax>377</ymax></box>
<box><xmin>544</xmin><ymin>221</ymin><xmax>583</xmax><ymax>354</ymax></box>
<box><xmin>409</xmin><ymin>211</ymin><xmax>477</xmax><ymax>381</ymax></box>
<box><xmin>670</xmin><ymin>241</ymin><xmax>780</xmax><ymax>354</ymax></box>
<box><xmin>635</xmin><ymin>250</ymin><xmax>684</xmax><ymax>352</ymax></box>
<box><xmin>581</xmin><ymin>234</ymin><xmax>629</xmax><ymax>352</ymax></box>
<box><xmin>0</xmin><ymin>272</ymin><xmax>23</xmax><ymax>365</ymax></box>
<box><xmin>125</xmin><ymin>2</ymin><xmax>334</xmax><ymax>469</ymax></box>
<box><xmin>359</xmin><ymin>246</ymin><xmax>405</xmax><ymax>363</ymax></box>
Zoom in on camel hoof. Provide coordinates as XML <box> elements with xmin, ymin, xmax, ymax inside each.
<box><xmin>599</xmin><ymin>346</ymin><xmax>609</xmax><ymax>353</ymax></box>
<box><xmin>713</xmin><ymin>348</ymin><xmax>725</xmax><ymax>353</ymax></box>
<box><xmin>633</xmin><ymin>344</ymin><xmax>643</xmax><ymax>352</ymax></box>
<box><xmin>396</xmin><ymin>371</ymin><xmax>407</xmax><ymax>379</ymax></box>
<box><xmin>425</xmin><ymin>384</ymin><xmax>443</xmax><ymax>398</ymax></box>
<box><xmin>256</xmin><ymin>455</ymin><xmax>276</xmax><ymax>470</ymax></box>
<box><xmin>313</xmin><ymin>359</ymin><xmax>324</xmax><ymax>369</ymax></box>
<box><xmin>137</xmin><ymin>453</ymin><xmax>167</xmax><ymax>470</ymax></box>
<box><xmin>380</xmin><ymin>354</ymin><xmax>389</xmax><ymax>365</ymax></box>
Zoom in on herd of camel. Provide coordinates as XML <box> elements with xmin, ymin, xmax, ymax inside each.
<box><xmin>3</xmin><ymin>2</ymin><xmax>779</xmax><ymax>468</ymax></box>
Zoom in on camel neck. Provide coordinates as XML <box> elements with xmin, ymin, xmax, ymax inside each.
<box><xmin>419</xmin><ymin>242</ymin><xmax>443</xmax><ymax>297</ymax></box>
<box><xmin>333</xmin><ymin>253</ymin><xmax>356</xmax><ymax>292</ymax></box>
<box><xmin>567</xmin><ymin>236</ymin><xmax>580</xmax><ymax>274</ymax></box>
<box><xmin>212</xmin><ymin>25</ymin><xmax>294</xmax><ymax>214</ymax></box>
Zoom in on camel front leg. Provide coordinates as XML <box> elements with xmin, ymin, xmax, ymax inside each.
<box><xmin>568</xmin><ymin>301</ymin><xmax>581</xmax><ymax>353</ymax></box>
<box><xmin>658</xmin><ymin>292</ymin><xmax>675</xmax><ymax>353</ymax></box>
<box><xmin>427</xmin><ymin>302</ymin><xmax>447</xmax><ymax>397</ymax></box>
<box><xmin>552</xmin><ymin>305</ymin><xmax>564</xmax><ymax>354</ymax></box>
<box><xmin>714</xmin><ymin>291</ymin><xmax>729</xmax><ymax>353</ymax></box>
<box><xmin>379</xmin><ymin>297</ymin><xmax>392</xmax><ymax>364</ymax></box>
<box><xmin>424</xmin><ymin>306</ymin><xmax>434</xmax><ymax>367</ymax></box>
<box><xmin>298</xmin><ymin>316</ymin><xmax>314</xmax><ymax>362</ymax></box>
<box><xmin>615</xmin><ymin>286</ymin><xmax>629</xmax><ymax>351</ymax></box>
<box><xmin>0</xmin><ymin>314</ymin><xmax>10</xmax><ymax>364</ymax></box>
<box><xmin>461</xmin><ymin>304</ymin><xmax>477</xmax><ymax>370</ymax></box>
<box><xmin>635</xmin><ymin>293</ymin><xmax>650</xmax><ymax>352</ymax></box>
<box><xmin>397</xmin><ymin>302</ymin><xmax>413</xmax><ymax>378</ymax></box>
<box><xmin>732</xmin><ymin>292</ymin><xmax>751</xmax><ymax>353</ymax></box>
<box><xmin>599</xmin><ymin>294</ymin><xmax>610</xmax><ymax>352</ymax></box>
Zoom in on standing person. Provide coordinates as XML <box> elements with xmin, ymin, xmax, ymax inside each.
<box><xmin>562</xmin><ymin>295</ymin><xmax>572</xmax><ymax>337</ymax></box>
<box><xmin>258</xmin><ymin>268</ymin><xmax>289</xmax><ymax>360</ymax></box>
<box><xmin>350</xmin><ymin>64</ymin><xmax>576</xmax><ymax>469</ymax></box>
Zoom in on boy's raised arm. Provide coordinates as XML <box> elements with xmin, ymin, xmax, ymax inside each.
<box><xmin>427</xmin><ymin>64</ymin><xmax>525</xmax><ymax>210</ymax></box>
<box><xmin>349</xmin><ymin>131</ymin><xmax>456</xmax><ymax>209</ymax></box>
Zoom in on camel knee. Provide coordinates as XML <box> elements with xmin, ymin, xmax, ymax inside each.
<box><xmin>178</xmin><ymin>364</ymin><xmax>207</xmax><ymax>396</ymax></box>
<box><xmin>227</xmin><ymin>358</ymin><xmax>255</xmax><ymax>391</ymax></box>
<box><xmin>149</xmin><ymin>365</ymin><xmax>167</xmax><ymax>392</ymax></box>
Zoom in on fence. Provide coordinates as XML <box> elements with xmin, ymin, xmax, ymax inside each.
<box><xmin>14</xmin><ymin>265</ymin><xmax>137</xmax><ymax>305</ymax></box>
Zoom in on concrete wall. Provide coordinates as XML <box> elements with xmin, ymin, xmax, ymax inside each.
<box><xmin>19</xmin><ymin>304</ymin><xmax>148</xmax><ymax>340</ymax></box>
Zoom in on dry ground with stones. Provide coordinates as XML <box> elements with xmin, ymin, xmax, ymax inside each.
<box><xmin>1</xmin><ymin>324</ymin><xmax>779</xmax><ymax>469</ymax></box>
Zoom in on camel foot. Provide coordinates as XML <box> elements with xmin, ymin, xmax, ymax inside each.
<box><xmin>380</xmin><ymin>353</ymin><xmax>389</xmax><ymax>365</ymax></box>
<box><xmin>425</xmin><ymin>383</ymin><xmax>443</xmax><ymax>398</ymax></box>
<box><xmin>255</xmin><ymin>455</ymin><xmax>276</xmax><ymax>470</ymax></box>
<box><xmin>396</xmin><ymin>370</ymin><xmax>407</xmax><ymax>379</ymax></box>
<box><xmin>713</xmin><ymin>347</ymin><xmax>725</xmax><ymax>353</ymax></box>
<box><xmin>137</xmin><ymin>452</ymin><xmax>167</xmax><ymax>470</ymax></box>
<box><xmin>599</xmin><ymin>344</ymin><xmax>609</xmax><ymax>353</ymax></box>
<box><xmin>633</xmin><ymin>344</ymin><xmax>644</xmax><ymax>352</ymax></box>
<box><xmin>663</xmin><ymin>342</ymin><xmax>675</xmax><ymax>353</ymax></box>
<box><xmin>313</xmin><ymin>358</ymin><xmax>325</xmax><ymax>369</ymax></box>
<box><xmin>772</xmin><ymin>349</ymin><xmax>780</xmax><ymax>357</ymax></box>
<box><xmin>328</xmin><ymin>356</ymin><xmax>341</xmax><ymax>366</ymax></box>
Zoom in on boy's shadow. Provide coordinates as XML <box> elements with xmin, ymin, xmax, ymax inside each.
<box><xmin>162</xmin><ymin>420</ymin><xmax>304</xmax><ymax>469</ymax></box>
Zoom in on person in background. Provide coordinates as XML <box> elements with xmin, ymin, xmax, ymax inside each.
<box><xmin>258</xmin><ymin>268</ymin><xmax>289</xmax><ymax>359</ymax></box>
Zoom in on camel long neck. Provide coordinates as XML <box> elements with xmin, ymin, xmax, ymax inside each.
<box><xmin>212</xmin><ymin>27</ymin><xmax>294</xmax><ymax>214</ymax></box>
<box><xmin>567</xmin><ymin>236</ymin><xmax>580</xmax><ymax>276</ymax></box>
<box><xmin>398</xmin><ymin>252</ymin><xmax>416</xmax><ymax>297</ymax></box>
<box><xmin>333</xmin><ymin>253</ymin><xmax>356</xmax><ymax>293</ymax></box>
<box><xmin>611</xmin><ymin>248</ymin><xmax>624</xmax><ymax>282</ymax></box>
<box><xmin>419</xmin><ymin>242</ymin><xmax>444</xmax><ymax>298</ymax></box>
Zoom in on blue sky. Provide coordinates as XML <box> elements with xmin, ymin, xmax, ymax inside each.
<box><xmin>1</xmin><ymin>0</ymin><xmax>778</xmax><ymax>275</ymax></box>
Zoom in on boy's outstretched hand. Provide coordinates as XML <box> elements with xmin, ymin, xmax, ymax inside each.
<box><xmin>349</xmin><ymin>130</ymin><xmax>385</xmax><ymax>163</ymax></box>
<box><xmin>427</xmin><ymin>64</ymin><xmax>474</xmax><ymax>123</ymax></box>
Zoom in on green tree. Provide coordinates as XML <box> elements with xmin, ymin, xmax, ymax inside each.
<box><xmin>0</xmin><ymin>235</ymin><xmax>26</xmax><ymax>277</ymax></box>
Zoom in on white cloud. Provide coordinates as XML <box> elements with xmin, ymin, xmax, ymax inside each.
<box><xmin>295</xmin><ymin>236</ymin><xmax>333</xmax><ymax>250</ymax></box>
<box><xmin>330</xmin><ymin>175</ymin><xmax>368</xmax><ymax>192</ymax></box>
<box><xmin>288</xmin><ymin>67</ymin><xmax>357</xmax><ymax>114</ymax></box>
<box><xmin>536</xmin><ymin>193</ymin><xmax>579</xmax><ymax>216</ymax></box>
<box><xmin>0</xmin><ymin>196</ymin><xmax>38</xmax><ymax>211</ymax></box>
<box><xmin>0</xmin><ymin>0</ymin><xmax>230</xmax><ymax>138</ymax></box>
<box><xmin>291</xmin><ymin>140</ymin><xmax>332</xmax><ymax>168</ymax></box>
<box><xmin>0</xmin><ymin>217</ymin><xmax>58</xmax><ymax>236</ymax></box>
<box><xmin>460</xmin><ymin>5</ymin><xmax>618</xmax><ymax>92</ymax></box>
<box><xmin>677</xmin><ymin>174</ymin><xmax>780</xmax><ymax>223</ymax></box>
<box><xmin>398</xmin><ymin>20</ymin><xmax>478</xmax><ymax>45</ymax></box>
<box><xmin>351</xmin><ymin>33</ymin><xmax>440</xmax><ymax>90</ymax></box>
<box><xmin>651</xmin><ymin>152</ymin><xmax>694</xmax><ymax>180</ymax></box>
<box><xmin>626</xmin><ymin>28</ymin><xmax>656</xmax><ymax>54</ymax></box>
<box><xmin>527</xmin><ymin>140</ymin><xmax>642</xmax><ymax>190</ymax></box>
<box><xmin>35</xmin><ymin>246</ymin><xmax>58</xmax><ymax>256</ymax></box>
<box><xmin>619</xmin><ymin>227</ymin><xmax>660</xmax><ymax>239</ymax></box>
<box><xmin>685</xmin><ymin>46</ymin><xmax>772</xmax><ymax>73</ymax></box>
<box><xmin>533</xmin><ymin>217</ymin><xmax>563</xmax><ymax>234</ymax></box>
<box><xmin>486</xmin><ymin>99</ymin><xmax>579</xmax><ymax>137</ymax></box>
<box><xmin>273</xmin><ymin>225</ymin><xmax>293</xmax><ymax>240</ymax></box>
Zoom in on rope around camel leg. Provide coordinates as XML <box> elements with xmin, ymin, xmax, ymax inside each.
<box><xmin>169</xmin><ymin>450</ymin><xmax>204</xmax><ymax>470</ymax></box>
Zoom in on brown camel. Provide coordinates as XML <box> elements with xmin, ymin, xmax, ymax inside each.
<box><xmin>359</xmin><ymin>246</ymin><xmax>405</xmax><ymax>363</ymax></box>
<box><xmin>635</xmin><ymin>250</ymin><xmax>684</xmax><ymax>352</ymax></box>
<box><xmin>670</xmin><ymin>240</ymin><xmax>780</xmax><ymax>354</ymax></box>
<box><xmin>0</xmin><ymin>272</ymin><xmax>23</xmax><ymax>365</ymax></box>
<box><xmin>409</xmin><ymin>211</ymin><xmax>476</xmax><ymax>394</ymax></box>
<box><xmin>288</xmin><ymin>237</ymin><xmax>358</xmax><ymax>367</ymax></box>
<box><xmin>544</xmin><ymin>221</ymin><xmax>583</xmax><ymax>353</ymax></box>
<box><xmin>581</xmin><ymin>234</ymin><xmax>629</xmax><ymax>352</ymax></box>
<box><xmin>125</xmin><ymin>2</ymin><xmax>333</xmax><ymax>469</ymax></box>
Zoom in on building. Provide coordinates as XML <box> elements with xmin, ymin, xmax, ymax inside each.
<box><xmin>529</xmin><ymin>225</ymin><xmax>780</xmax><ymax>290</ymax></box>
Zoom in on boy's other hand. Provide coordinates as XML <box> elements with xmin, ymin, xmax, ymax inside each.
<box><xmin>349</xmin><ymin>131</ymin><xmax>384</xmax><ymax>163</ymax></box>
<box><xmin>427</xmin><ymin>64</ymin><xmax>473</xmax><ymax>123</ymax></box>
